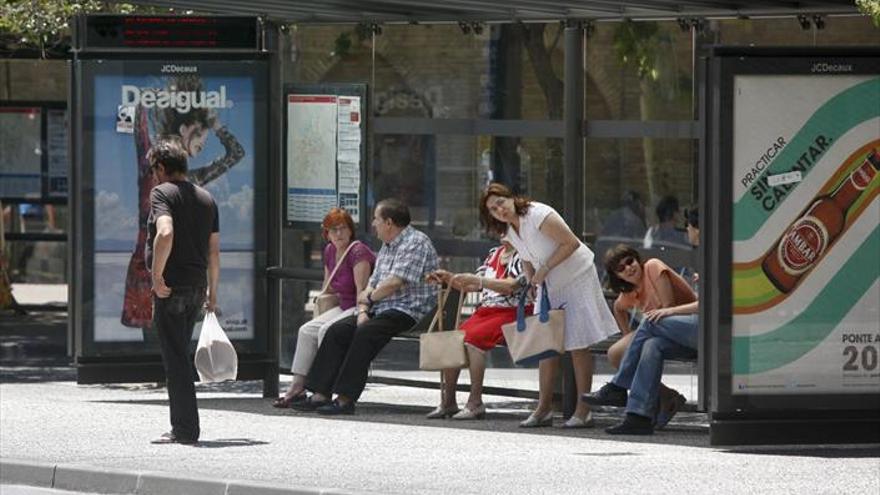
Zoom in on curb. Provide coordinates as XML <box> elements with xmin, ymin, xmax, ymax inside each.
<box><xmin>0</xmin><ymin>459</ymin><xmax>366</xmax><ymax>495</ymax></box>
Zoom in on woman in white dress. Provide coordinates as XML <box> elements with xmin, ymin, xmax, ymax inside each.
<box><xmin>479</xmin><ymin>183</ymin><xmax>617</xmax><ymax>428</ymax></box>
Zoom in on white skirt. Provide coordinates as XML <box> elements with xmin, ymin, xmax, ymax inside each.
<box><xmin>536</xmin><ymin>264</ymin><xmax>617</xmax><ymax>351</ymax></box>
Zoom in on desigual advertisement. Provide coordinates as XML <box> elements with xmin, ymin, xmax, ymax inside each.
<box><xmin>87</xmin><ymin>60</ymin><xmax>263</xmax><ymax>344</ymax></box>
<box><xmin>731</xmin><ymin>74</ymin><xmax>880</xmax><ymax>394</ymax></box>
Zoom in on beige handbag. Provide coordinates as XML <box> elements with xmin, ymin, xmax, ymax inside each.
<box><xmin>501</xmin><ymin>283</ymin><xmax>565</xmax><ymax>365</ymax></box>
<box><xmin>419</xmin><ymin>287</ymin><xmax>469</xmax><ymax>371</ymax></box>
<box><xmin>313</xmin><ymin>241</ymin><xmax>359</xmax><ymax>317</ymax></box>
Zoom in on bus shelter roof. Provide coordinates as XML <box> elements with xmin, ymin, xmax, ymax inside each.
<box><xmin>124</xmin><ymin>0</ymin><xmax>861</xmax><ymax>23</ymax></box>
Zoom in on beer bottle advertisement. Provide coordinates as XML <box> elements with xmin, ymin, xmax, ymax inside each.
<box><xmin>730</xmin><ymin>74</ymin><xmax>879</xmax><ymax>395</ymax></box>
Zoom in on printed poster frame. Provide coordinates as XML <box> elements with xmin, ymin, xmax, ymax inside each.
<box><xmin>283</xmin><ymin>83</ymin><xmax>368</xmax><ymax>230</ymax></box>
<box><xmin>702</xmin><ymin>47</ymin><xmax>880</xmax><ymax>420</ymax></box>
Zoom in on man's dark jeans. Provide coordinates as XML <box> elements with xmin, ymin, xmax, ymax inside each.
<box><xmin>306</xmin><ymin>310</ymin><xmax>415</xmax><ymax>402</ymax></box>
<box><xmin>153</xmin><ymin>286</ymin><xmax>205</xmax><ymax>441</ymax></box>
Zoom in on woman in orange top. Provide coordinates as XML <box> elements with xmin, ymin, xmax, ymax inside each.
<box><xmin>603</xmin><ymin>244</ymin><xmax>697</xmax><ymax>429</ymax></box>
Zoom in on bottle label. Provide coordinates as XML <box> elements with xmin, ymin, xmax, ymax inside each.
<box><xmin>777</xmin><ymin>215</ymin><xmax>829</xmax><ymax>276</ymax></box>
<box><xmin>850</xmin><ymin>162</ymin><xmax>875</xmax><ymax>191</ymax></box>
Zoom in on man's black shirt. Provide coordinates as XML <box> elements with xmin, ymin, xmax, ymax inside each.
<box><xmin>146</xmin><ymin>180</ymin><xmax>219</xmax><ymax>287</ymax></box>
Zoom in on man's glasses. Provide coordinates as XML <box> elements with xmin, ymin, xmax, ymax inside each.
<box><xmin>615</xmin><ymin>256</ymin><xmax>637</xmax><ymax>273</ymax></box>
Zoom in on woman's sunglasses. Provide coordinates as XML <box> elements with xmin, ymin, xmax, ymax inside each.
<box><xmin>615</xmin><ymin>256</ymin><xmax>637</xmax><ymax>273</ymax></box>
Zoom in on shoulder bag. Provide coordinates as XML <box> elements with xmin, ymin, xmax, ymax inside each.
<box><xmin>419</xmin><ymin>286</ymin><xmax>469</xmax><ymax>371</ymax></box>
<box><xmin>501</xmin><ymin>282</ymin><xmax>565</xmax><ymax>366</ymax></box>
<box><xmin>314</xmin><ymin>240</ymin><xmax>359</xmax><ymax>316</ymax></box>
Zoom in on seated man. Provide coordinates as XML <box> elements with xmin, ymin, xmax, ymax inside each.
<box><xmin>293</xmin><ymin>198</ymin><xmax>438</xmax><ymax>415</ymax></box>
<box><xmin>584</xmin><ymin>208</ymin><xmax>700</xmax><ymax>435</ymax></box>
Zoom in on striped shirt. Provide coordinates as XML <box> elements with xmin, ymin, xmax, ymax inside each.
<box><xmin>369</xmin><ymin>225</ymin><xmax>439</xmax><ymax>321</ymax></box>
<box><xmin>477</xmin><ymin>246</ymin><xmax>528</xmax><ymax>308</ymax></box>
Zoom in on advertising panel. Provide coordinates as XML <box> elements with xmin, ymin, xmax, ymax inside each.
<box><xmin>731</xmin><ymin>74</ymin><xmax>880</xmax><ymax>395</ymax></box>
<box><xmin>84</xmin><ymin>59</ymin><xmax>264</xmax><ymax>345</ymax></box>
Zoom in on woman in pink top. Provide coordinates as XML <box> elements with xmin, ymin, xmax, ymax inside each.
<box><xmin>273</xmin><ymin>208</ymin><xmax>375</xmax><ymax>407</ymax></box>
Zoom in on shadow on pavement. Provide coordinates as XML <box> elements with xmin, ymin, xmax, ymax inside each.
<box><xmin>0</xmin><ymin>364</ymin><xmax>77</xmax><ymax>383</ymax></box>
<box><xmin>92</xmin><ymin>395</ymin><xmax>712</xmax><ymax>448</ymax></box>
<box><xmin>194</xmin><ymin>438</ymin><xmax>270</xmax><ymax>449</ymax></box>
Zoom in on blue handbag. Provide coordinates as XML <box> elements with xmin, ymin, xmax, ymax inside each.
<box><xmin>501</xmin><ymin>282</ymin><xmax>565</xmax><ymax>366</ymax></box>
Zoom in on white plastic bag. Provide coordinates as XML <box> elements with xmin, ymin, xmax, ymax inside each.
<box><xmin>194</xmin><ymin>311</ymin><xmax>238</xmax><ymax>382</ymax></box>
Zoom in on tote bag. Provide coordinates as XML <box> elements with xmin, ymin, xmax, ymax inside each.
<box><xmin>501</xmin><ymin>282</ymin><xmax>565</xmax><ymax>366</ymax></box>
<box><xmin>314</xmin><ymin>241</ymin><xmax>359</xmax><ymax>317</ymax></box>
<box><xmin>419</xmin><ymin>287</ymin><xmax>469</xmax><ymax>371</ymax></box>
<box><xmin>194</xmin><ymin>311</ymin><xmax>239</xmax><ymax>382</ymax></box>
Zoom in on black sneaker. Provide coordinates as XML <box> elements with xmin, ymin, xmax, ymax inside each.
<box><xmin>316</xmin><ymin>399</ymin><xmax>356</xmax><ymax>416</ymax></box>
<box><xmin>582</xmin><ymin>382</ymin><xmax>628</xmax><ymax>407</ymax></box>
<box><xmin>605</xmin><ymin>413</ymin><xmax>654</xmax><ymax>435</ymax></box>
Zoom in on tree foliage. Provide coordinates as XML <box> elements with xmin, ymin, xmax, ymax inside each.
<box><xmin>0</xmin><ymin>1</ymin><xmax>160</xmax><ymax>57</ymax></box>
<box><xmin>856</xmin><ymin>0</ymin><xmax>880</xmax><ymax>27</ymax></box>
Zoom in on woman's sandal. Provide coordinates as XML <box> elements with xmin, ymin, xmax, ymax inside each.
<box><xmin>272</xmin><ymin>393</ymin><xmax>307</xmax><ymax>408</ymax></box>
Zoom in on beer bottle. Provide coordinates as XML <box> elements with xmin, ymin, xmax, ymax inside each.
<box><xmin>762</xmin><ymin>149</ymin><xmax>880</xmax><ymax>294</ymax></box>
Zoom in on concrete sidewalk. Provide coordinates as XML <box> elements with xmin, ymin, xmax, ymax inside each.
<box><xmin>1</xmin><ymin>310</ymin><xmax>878</xmax><ymax>494</ymax></box>
<box><xmin>2</xmin><ymin>366</ymin><xmax>879</xmax><ymax>495</ymax></box>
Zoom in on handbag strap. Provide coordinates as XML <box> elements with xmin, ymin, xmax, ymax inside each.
<box><xmin>426</xmin><ymin>287</ymin><xmax>450</xmax><ymax>333</ymax></box>
<box><xmin>516</xmin><ymin>282</ymin><xmax>551</xmax><ymax>332</ymax></box>
<box><xmin>426</xmin><ymin>285</ymin><xmax>468</xmax><ymax>333</ymax></box>
<box><xmin>320</xmin><ymin>240</ymin><xmax>360</xmax><ymax>293</ymax></box>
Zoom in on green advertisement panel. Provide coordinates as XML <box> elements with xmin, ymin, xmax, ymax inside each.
<box><xmin>731</xmin><ymin>74</ymin><xmax>880</xmax><ymax>395</ymax></box>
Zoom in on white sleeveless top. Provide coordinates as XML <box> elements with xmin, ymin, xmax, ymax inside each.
<box><xmin>504</xmin><ymin>202</ymin><xmax>595</xmax><ymax>291</ymax></box>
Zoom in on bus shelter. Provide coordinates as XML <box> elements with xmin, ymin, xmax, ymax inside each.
<box><xmin>65</xmin><ymin>2</ymin><xmax>879</xmax><ymax>445</ymax></box>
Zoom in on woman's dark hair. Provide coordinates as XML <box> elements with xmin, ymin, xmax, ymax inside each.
<box><xmin>155</xmin><ymin>75</ymin><xmax>217</xmax><ymax>137</ymax></box>
<box><xmin>479</xmin><ymin>183</ymin><xmax>532</xmax><ymax>237</ymax></box>
<box><xmin>604</xmin><ymin>244</ymin><xmax>642</xmax><ymax>293</ymax></box>
<box><xmin>146</xmin><ymin>137</ymin><xmax>188</xmax><ymax>175</ymax></box>
<box><xmin>376</xmin><ymin>198</ymin><xmax>411</xmax><ymax>227</ymax></box>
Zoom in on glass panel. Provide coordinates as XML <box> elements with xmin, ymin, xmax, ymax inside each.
<box><xmin>586</xmin><ymin>138</ymin><xmax>698</xmax><ymax>281</ymax></box>
<box><xmin>3</xmin><ymin>204</ymin><xmax>66</xmax><ymax>233</ymax></box>
<box><xmin>585</xmin><ymin>21</ymin><xmax>695</xmax><ymax>121</ymax></box>
<box><xmin>5</xmin><ymin>238</ymin><xmax>66</xmax><ymax>284</ymax></box>
<box><xmin>373</xmin><ymin>24</ymin><xmax>486</xmax><ymax>119</ymax></box>
<box><xmin>285</xmin><ymin>25</ymin><xmax>373</xmax><ymax>85</ymax></box>
<box><xmin>0</xmin><ymin>60</ymin><xmax>67</xmax><ymax>100</ymax></box>
<box><xmin>0</xmin><ymin>107</ymin><xmax>42</xmax><ymax>199</ymax></box>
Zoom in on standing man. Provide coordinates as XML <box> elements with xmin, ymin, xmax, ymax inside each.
<box><xmin>294</xmin><ymin>199</ymin><xmax>438</xmax><ymax>415</ymax></box>
<box><xmin>146</xmin><ymin>137</ymin><xmax>220</xmax><ymax>444</ymax></box>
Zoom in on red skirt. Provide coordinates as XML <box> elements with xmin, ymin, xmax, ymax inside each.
<box><xmin>459</xmin><ymin>305</ymin><xmax>533</xmax><ymax>352</ymax></box>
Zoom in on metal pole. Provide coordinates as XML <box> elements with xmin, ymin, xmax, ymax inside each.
<box><xmin>563</xmin><ymin>22</ymin><xmax>584</xmax><ymax>237</ymax></box>
<box><xmin>561</xmin><ymin>21</ymin><xmax>584</xmax><ymax>419</ymax></box>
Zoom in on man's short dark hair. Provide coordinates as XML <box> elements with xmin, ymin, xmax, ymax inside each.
<box><xmin>376</xmin><ymin>198</ymin><xmax>411</xmax><ymax>227</ymax></box>
<box><xmin>147</xmin><ymin>137</ymin><xmax>188</xmax><ymax>175</ymax></box>
<box><xmin>655</xmin><ymin>195</ymin><xmax>680</xmax><ymax>223</ymax></box>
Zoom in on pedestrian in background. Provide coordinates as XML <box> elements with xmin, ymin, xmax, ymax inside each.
<box><xmin>146</xmin><ymin>137</ymin><xmax>220</xmax><ymax>445</ymax></box>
